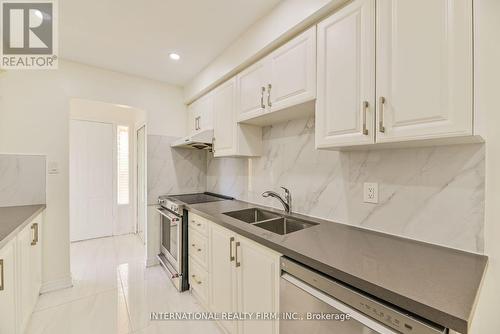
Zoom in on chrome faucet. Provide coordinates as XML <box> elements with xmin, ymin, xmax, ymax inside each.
<box><xmin>262</xmin><ymin>187</ymin><xmax>292</xmax><ymax>214</ymax></box>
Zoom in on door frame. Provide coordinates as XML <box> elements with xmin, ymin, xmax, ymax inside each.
<box><xmin>135</xmin><ymin>123</ymin><xmax>147</xmax><ymax>244</ymax></box>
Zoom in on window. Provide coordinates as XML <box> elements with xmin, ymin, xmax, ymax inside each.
<box><xmin>117</xmin><ymin>125</ymin><xmax>129</xmax><ymax>205</ymax></box>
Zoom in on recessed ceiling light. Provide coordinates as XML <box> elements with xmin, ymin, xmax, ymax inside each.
<box><xmin>169</xmin><ymin>53</ymin><xmax>180</xmax><ymax>61</ymax></box>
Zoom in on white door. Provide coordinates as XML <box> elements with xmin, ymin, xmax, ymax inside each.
<box><xmin>268</xmin><ymin>26</ymin><xmax>316</xmax><ymax>112</ymax></box>
<box><xmin>213</xmin><ymin>78</ymin><xmax>236</xmax><ymax>157</ymax></box>
<box><xmin>136</xmin><ymin>125</ymin><xmax>146</xmax><ymax>244</ymax></box>
<box><xmin>209</xmin><ymin>224</ymin><xmax>237</xmax><ymax>334</ymax></box>
<box><xmin>0</xmin><ymin>239</ymin><xmax>16</xmax><ymax>334</ymax></box>
<box><xmin>236</xmin><ymin>60</ymin><xmax>269</xmax><ymax>121</ymax></box>
<box><xmin>70</xmin><ymin>120</ymin><xmax>114</xmax><ymax>241</ymax></box>
<box><xmin>376</xmin><ymin>0</ymin><xmax>473</xmax><ymax>142</ymax></box>
<box><xmin>315</xmin><ymin>0</ymin><xmax>375</xmax><ymax>148</ymax></box>
<box><xmin>236</xmin><ymin>237</ymin><xmax>280</xmax><ymax>334</ymax></box>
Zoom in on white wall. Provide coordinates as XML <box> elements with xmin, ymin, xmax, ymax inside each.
<box><xmin>469</xmin><ymin>0</ymin><xmax>500</xmax><ymax>332</ymax></box>
<box><xmin>184</xmin><ymin>0</ymin><xmax>345</xmax><ymax>103</ymax></box>
<box><xmin>0</xmin><ymin>60</ymin><xmax>186</xmax><ymax>291</ymax></box>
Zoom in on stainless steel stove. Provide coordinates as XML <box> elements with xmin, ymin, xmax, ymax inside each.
<box><xmin>157</xmin><ymin>192</ymin><xmax>233</xmax><ymax>291</ymax></box>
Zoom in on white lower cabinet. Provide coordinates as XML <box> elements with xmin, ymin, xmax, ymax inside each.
<box><xmin>0</xmin><ymin>212</ymin><xmax>43</xmax><ymax>334</ymax></box>
<box><xmin>190</xmin><ymin>216</ymin><xmax>281</xmax><ymax>334</ymax></box>
<box><xmin>0</xmin><ymin>237</ymin><xmax>17</xmax><ymax>334</ymax></box>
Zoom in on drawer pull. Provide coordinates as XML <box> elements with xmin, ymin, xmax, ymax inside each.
<box><xmin>0</xmin><ymin>259</ymin><xmax>4</xmax><ymax>291</ymax></box>
<box><xmin>191</xmin><ymin>243</ymin><xmax>202</xmax><ymax>252</ymax></box>
<box><xmin>191</xmin><ymin>274</ymin><xmax>202</xmax><ymax>285</ymax></box>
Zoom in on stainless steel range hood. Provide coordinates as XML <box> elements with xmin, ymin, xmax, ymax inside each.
<box><xmin>171</xmin><ymin>129</ymin><xmax>214</xmax><ymax>150</ymax></box>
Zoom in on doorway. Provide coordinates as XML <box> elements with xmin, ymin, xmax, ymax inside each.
<box><xmin>69</xmin><ymin>120</ymin><xmax>114</xmax><ymax>241</ymax></box>
<box><xmin>69</xmin><ymin>98</ymin><xmax>146</xmax><ymax>243</ymax></box>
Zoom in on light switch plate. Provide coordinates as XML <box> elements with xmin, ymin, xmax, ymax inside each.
<box><xmin>364</xmin><ymin>182</ymin><xmax>378</xmax><ymax>204</ymax></box>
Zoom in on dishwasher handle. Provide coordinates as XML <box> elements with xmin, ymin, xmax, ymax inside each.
<box><xmin>282</xmin><ymin>273</ymin><xmax>400</xmax><ymax>334</ymax></box>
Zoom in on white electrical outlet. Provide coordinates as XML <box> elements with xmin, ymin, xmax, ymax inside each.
<box><xmin>364</xmin><ymin>182</ymin><xmax>378</xmax><ymax>203</ymax></box>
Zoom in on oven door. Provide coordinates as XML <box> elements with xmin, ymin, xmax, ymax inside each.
<box><xmin>157</xmin><ymin>207</ymin><xmax>181</xmax><ymax>273</ymax></box>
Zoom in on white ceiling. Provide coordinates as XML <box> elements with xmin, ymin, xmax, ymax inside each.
<box><xmin>60</xmin><ymin>0</ymin><xmax>281</xmax><ymax>86</ymax></box>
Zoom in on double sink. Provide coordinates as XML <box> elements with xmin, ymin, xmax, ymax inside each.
<box><xmin>223</xmin><ymin>208</ymin><xmax>318</xmax><ymax>235</ymax></box>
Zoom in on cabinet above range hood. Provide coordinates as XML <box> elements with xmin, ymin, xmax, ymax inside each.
<box><xmin>171</xmin><ymin>129</ymin><xmax>214</xmax><ymax>150</ymax></box>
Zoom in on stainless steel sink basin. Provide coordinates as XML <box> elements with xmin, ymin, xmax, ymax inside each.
<box><xmin>223</xmin><ymin>208</ymin><xmax>281</xmax><ymax>223</ymax></box>
<box><xmin>223</xmin><ymin>208</ymin><xmax>318</xmax><ymax>235</ymax></box>
<box><xmin>254</xmin><ymin>217</ymin><xmax>318</xmax><ymax>235</ymax></box>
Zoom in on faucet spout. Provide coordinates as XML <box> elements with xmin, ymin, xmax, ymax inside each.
<box><xmin>262</xmin><ymin>187</ymin><xmax>292</xmax><ymax>214</ymax></box>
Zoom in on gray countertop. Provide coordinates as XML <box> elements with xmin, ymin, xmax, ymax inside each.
<box><xmin>186</xmin><ymin>199</ymin><xmax>487</xmax><ymax>334</ymax></box>
<box><xmin>0</xmin><ymin>205</ymin><xmax>46</xmax><ymax>249</ymax></box>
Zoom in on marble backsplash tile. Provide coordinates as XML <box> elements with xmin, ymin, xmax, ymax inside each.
<box><xmin>147</xmin><ymin>135</ymin><xmax>206</xmax><ymax>204</ymax></box>
<box><xmin>0</xmin><ymin>154</ymin><xmax>46</xmax><ymax>207</ymax></box>
<box><xmin>207</xmin><ymin>117</ymin><xmax>485</xmax><ymax>253</ymax></box>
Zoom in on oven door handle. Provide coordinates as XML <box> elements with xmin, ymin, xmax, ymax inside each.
<box><xmin>157</xmin><ymin>208</ymin><xmax>180</xmax><ymax>221</ymax></box>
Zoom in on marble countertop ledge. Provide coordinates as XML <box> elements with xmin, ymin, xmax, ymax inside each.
<box><xmin>0</xmin><ymin>204</ymin><xmax>46</xmax><ymax>249</ymax></box>
<box><xmin>186</xmin><ymin>199</ymin><xmax>487</xmax><ymax>334</ymax></box>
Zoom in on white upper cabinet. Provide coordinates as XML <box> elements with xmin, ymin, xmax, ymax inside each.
<box><xmin>237</xmin><ymin>26</ymin><xmax>316</xmax><ymax>126</ymax></box>
<box><xmin>268</xmin><ymin>27</ymin><xmax>316</xmax><ymax>113</ymax></box>
<box><xmin>213</xmin><ymin>77</ymin><xmax>262</xmax><ymax>157</ymax></box>
<box><xmin>236</xmin><ymin>60</ymin><xmax>269</xmax><ymax>122</ymax></box>
<box><xmin>187</xmin><ymin>92</ymin><xmax>214</xmax><ymax>135</ymax></box>
<box><xmin>376</xmin><ymin>0</ymin><xmax>473</xmax><ymax>142</ymax></box>
<box><xmin>316</xmin><ymin>0</ymin><xmax>375</xmax><ymax>148</ymax></box>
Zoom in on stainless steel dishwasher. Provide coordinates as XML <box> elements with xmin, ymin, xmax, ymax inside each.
<box><xmin>280</xmin><ymin>258</ymin><xmax>447</xmax><ymax>334</ymax></box>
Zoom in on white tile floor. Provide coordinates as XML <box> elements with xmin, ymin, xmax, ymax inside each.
<box><xmin>26</xmin><ymin>234</ymin><xmax>222</xmax><ymax>334</ymax></box>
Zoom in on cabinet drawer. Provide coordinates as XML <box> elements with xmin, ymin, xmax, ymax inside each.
<box><xmin>189</xmin><ymin>212</ymin><xmax>209</xmax><ymax>236</ymax></box>
<box><xmin>189</xmin><ymin>256</ymin><xmax>208</xmax><ymax>305</ymax></box>
<box><xmin>189</xmin><ymin>229</ymin><xmax>208</xmax><ymax>268</ymax></box>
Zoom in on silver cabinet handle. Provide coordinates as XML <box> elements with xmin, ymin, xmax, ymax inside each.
<box><xmin>260</xmin><ymin>86</ymin><xmax>265</xmax><ymax>108</ymax></box>
<box><xmin>229</xmin><ymin>237</ymin><xmax>235</xmax><ymax>262</ymax></box>
<box><xmin>191</xmin><ymin>274</ymin><xmax>202</xmax><ymax>285</ymax></box>
<box><xmin>267</xmin><ymin>84</ymin><xmax>272</xmax><ymax>107</ymax></box>
<box><xmin>235</xmin><ymin>241</ymin><xmax>241</xmax><ymax>267</ymax></box>
<box><xmin>191</xmin><ymin>243</ymin><xmax>201</xmax><ymax>252</ymax></box>
<box><xmin>379</xmin><ymin>97</ymin><xmax>386</xmax><ymax>133</ymax></box>
<box><xmin>195</xmin><ymin>116</ymin><xmax>201</xmax><ymax>131</ymax></box>
<box><xmin>0</xmin><ymin>259</ymin><xmax>4</xmax><ymax>291</ymax></box>
<box><xmin>31</xmin><ymin>223</ymin><xmax>39</xmax><ymax>246</ymax></box>
<box><xmin>362</xmin><ymin>101</ymin><xmax>369</xmax><ymax>135</ymax></box>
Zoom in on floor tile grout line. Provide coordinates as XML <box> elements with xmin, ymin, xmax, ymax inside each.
<box><xmin>33</xmin><ymin>286</ymin><xmax>121</xmax><ymax>313</ymax></box>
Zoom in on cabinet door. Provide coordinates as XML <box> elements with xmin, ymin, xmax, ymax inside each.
<box><xmin>268</xmin><ymin>26</ymin><xmax>316</xmax><ymax>113</ymax></box>
<box><xmin>376</xmin><ymin>0</ymin><xmax>473</xmax><ymax>142</ymax></box>
<box><xmin>197</xmin><ymin>93</ymin><xmax>214</xmax><ymax>131</ymax></box>
<box><xmin>187</xmin><ymin>103</ymin><xmax>197</xmax><ymax>135</ymax></box>
<box><xmin>236</xmin><ymin>60</ymin><xmax>269</xmax><ymax>121</ymax></box>
<box><xmin>209</xmin><ymin>224</ymin><xmax>237</xmax><ymax>334</ymax></box>
<box><xmin>236</xmin><ymin>236</ymin><xmax>280</xmax><ymax>334</ymax></box>
<box><xmin>213</xmin><ymin>78</ymin><xmax>237</xmax><ymax>157</ymax></box>
<box><xmin>30</xmin><ymin>217</ymin><xmax>42</xmax><ymax>308</ymax></box>
<box><xmin>315</xmin><ymin>0</ymin><xmax>375</xmax><ymax>148</ymax></box>
<box><xmin>17</xmin><ymin>223</ymin><xmax>33</xmax><ymax>333</ymax></box>
<box><xmin>0</xmin><ymin>239</ymin><xmax>16</xmax><ymax>334</ymax></box>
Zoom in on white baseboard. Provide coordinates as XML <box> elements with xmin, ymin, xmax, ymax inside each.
<box><xmin>146</xmin><ymin>256</ymin><xmax>159</xmax><ymax>267</ymax></box>
<box><xmin>40</xmin><ymin>275</ymin><xmax>73</xmax><ymax>294</ymax></box>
